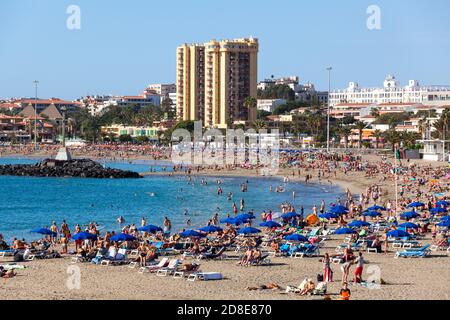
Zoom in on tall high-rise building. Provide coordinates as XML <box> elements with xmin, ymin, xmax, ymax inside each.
<box><xmin>176</xmin><ymin>37</ymin><xmax>258</xmax><ymax>128</ymax></box>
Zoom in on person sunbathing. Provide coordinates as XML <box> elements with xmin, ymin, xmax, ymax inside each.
<box><xmin>299</xmin><ymin>279</ymin><xmax>316</xmax><ymax>296</ymax></box>
<box><xmin>0</xmin><ymin>266</ymin><xmax>16</xmax><ymax>279</ymax></box>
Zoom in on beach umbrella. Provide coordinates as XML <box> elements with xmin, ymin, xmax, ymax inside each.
<box><xmin>319</xmin><ymin>212</ymin><xmax>338</xmax><ymax>220</ymax></box>
<box><xmin>281</xmin><ymin>212</ymin><xmax>301</xmax><ymax>220</ymax></box>
<box><xmin>367</xmin><ymin>205</ymin><xmax>386</xmax><ymax>211</ymax></box>
<box><xmin>283</xmin><ymin>234</ymin><xmax>309</xmax><ymax>242</ymax></box>
<box><xmin>334</xmin><ymin>228</ymin><xmax>356</xmax><ymax>235</ymax></box>
<box><xmin>235</xmin><ymin>213</ymin><xmax>256</xmax><ymax>221</ymax></box>
<box><xmin>407</xmin><ymin>202</ymin><xmax>425</xmax><ymax>208</ymax></box>
<box><xmin>259</xmin><ymin>221</ymin><xmax>281</xmax><ymax>228</ymax></box>
<box><xmin>330</xmin><ymin>206</ymin><xmax>349</xmax><ymax>215</ymax></box>
<box><xmin>386</xmin><ymin>229</ymin><xmax>410</xmax><ymax>238</ymax></box>
<box><xmin>72</xmin><ymin>232</ymin><xmax>97</xmax><ymax>240</ymax></box>
<box><xmin>398</xmin><ymin>222</ymin><xmax>419</xmax><ymax>229</ymax></box>
<box><xmin>400</xmin><ymin>211</ymin><xmax>420</xmax><ymax>220</ymax></box>
<box><xmin>430</xmin><ymin>207</ymin><xmax>447</xmax><ymax>214</ymax></box>
<box><xmin>137</xmin><ymin>225</ymin><xmax>163</xmax><ymax>233</ymax></box>
<box><xmin>348</xmin><ymin>220</ymin><xmax>371</xmax><ymax>228</ymax></box>
<box><xmin>237</xmin><ymin>227</ymin><xmax>261</xmax><ymax>235</ymax></box>
<box><xmin>437</xmin><ymin>220</ymin><xmax>450</xmax><ymax>228</ymax></box>
<box><xmin>363</xmin><ymin>211</ymin><xmax>382</xmax><ymax>217</ymax></box>
<box><xmin>31</xmin><ymin>228</ymin><xmax>56</xmax><ymax>236</ymax></box>
<box><xmin>199</xmin><ymin>225</ymin><xmax>223</xmax><ymax>233</ymax></box>
<box><xmin>110</xmin><ymin>233</ymin><xmax>136</xmax><ymax>242</ymax></box>
<box><xmin>436</xmin><ymin>200</ymin><xmax>450</xmax><ymax>207</ymax></box>
<box><xmin>180</xmin><ymin>230</ymin><xmax>206</xmax><ymax>238</ymax></box>
<box><xmin>440</xmin><ymin>216</ymin><xmax>450</xmax><ymax>221</ymax></box>
<box><xmin>220</xmin><ymin>217</ymin><xmax>243</xmax><ymax>225</ymax></box>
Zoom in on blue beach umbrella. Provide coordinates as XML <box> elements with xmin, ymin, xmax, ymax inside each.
<box><xmin>199</xmin><ymin>225</ymin><xmax>223</xmax><ymax>233</ymax></box>
<box><xmin>283</xmin><ymin>234</ymin><xmax>309</xmax><ymax>242</ymax></box>
<box><xmin>259</xmin><ymin>221</ymin><xmax>281</xmax><ymax>228</ymax></box>
<box><xmin>319</xmin><ymin>212</ymin><xmax>338</xmax><ymax>220</ymax></box>
<box><xmin>437</xmin><ymin>220</ymin><xmax>450</xmax><ymax>228</ymax></box>
<box><xmin>367</xmin><ymin>205</ymin><xmax>386</xmax><ymax>211</ymax></box>
<box><xmin>387</xmin><ymin>229</ymin><xmax>410</xmax><ymax>238</ymax></box>
<box><xmin>281</xmin><ymin>212</ymin><xmax>301</xmax><ymax>220</ymax></box>
<box><xmin>31</xmin><ymin>228</ymin><xmax>56</xmax><ymax>236</ymax></box>
<box><xmin>407</xmin><ymin>202</ymin><xmax>425</xmax><ymax>208</ymax></box>
<box><xmin>180</xmin><ymin>230</ymin><xmax>206</xmax><ymax>238</ymax></box>
<box><xmin>430</xmin><ymin>207</ymin><xmax>447</xmax><ymax>214</ymax></box>
<box><xmin>363</xmin><ymin>211</ymin><xmax>382</xmax><ymax>217</ymax></box>
<box><xmin>440</xmin><ymin>216</ymin><xmax>450</xmax><ymax>221</ymax></box>
<box><xmin>334</xmin><ymin>228</ymin><xmax>356</xmax><ymax>235</ymax></box>
<box><xmin>330</xmin><ymin>206</ymin><xmax>349</xmax><ymax>215</ymax></box>
<box><xmin>110</xmin><ymin>233</ymin><xmax>137</xmax><ymax>242</ymax></box>
<box><xmin>401</xmin><ymin>211</ymin><xmax>420</xmax><ymax>220</ymax></box>
<box><xmin>235</xmin><ymin>213</ymin><xmax>256</xmax><ymax>221</ymax></box>
<box><xmin>436</xmin><ymin>200</ymin><xmax>450</xmax><ymax>207</ymax></box>
<box><xmin>398</xmin><ymin>222</ymin><xmax>419</xmax><ymax>229</ymax></box>
<box><xmin>138</xmin><ymin>225</ymin><xmax>163</xmax><ymax>233</ymax></box>
<box><xmin>237</xmin><ymin>227</ymin><xmax>261</xmax><ymax>235</ymax></box>
<box><xmin>72</xmin><ymin>232</ymin><xmax>97</xmax><ymax>241</ymax></box>
<box><xmin>348</xmin><ymin>220</ymin><xmax>371</xmax><ymax>228</ymax></box>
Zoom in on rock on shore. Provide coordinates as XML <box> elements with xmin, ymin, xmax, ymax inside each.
<box><xmin>0</xmin><ymin>159</ymin><xmax>142</xmax><ymax>179</ymax></box>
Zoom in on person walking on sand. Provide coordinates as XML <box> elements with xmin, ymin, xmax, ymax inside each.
<box><xmin>141</xmin><ymin>216</ymin><xmax>147</xmax><ymax>227</ymax></box>
<box><xmin>353</xmin><ymin>252</ymin><xmax>364</xmax><ymax>284</ymax></box>
<box><xmin>321</xmin><ymin>253</ymin><xmax>333</xmax><ymax>283</ymax></box>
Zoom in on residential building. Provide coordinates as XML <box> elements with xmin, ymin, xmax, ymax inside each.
<box><xmin>257</xmin><ymin>99</ymin><xmax>286</xmax><ymax>113</ymax></box>
<box><xmin>13</xmin><ymin>98</ymin><xmax>82</xmax><ymax>113</ymax></box>
<box><xmin>100</xmin><ymin>125</ymin><xmax>160</xmax><ymax>140</ymax></box>
<box><xmin>145</xmin><ymin>84</ymin><xmax>176</xmax><ymax>98</ymax></box>
<box><xmin>330</xmin><ymin>75</ymin><xmax>450</xmax><ymax>106</ymax></box>
<box><xmin>176</xmin><ymin>37</ymin><xmax>259</xmax><ymax>128</ymax></box>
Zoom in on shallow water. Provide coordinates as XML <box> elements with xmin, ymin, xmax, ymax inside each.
<box><xmin>0</xmin><ymin>157</ymin><xmax>344</xmax><ymax>241</ymax></box>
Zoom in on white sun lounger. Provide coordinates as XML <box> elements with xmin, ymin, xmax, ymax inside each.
<box><xmin>187</xmin><ymin>272</ymin><xmax>223</xmax><ymax>281</ymax></box>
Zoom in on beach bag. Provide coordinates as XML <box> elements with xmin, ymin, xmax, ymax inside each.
<box><xmin>317</xmin><ymin>274</ymin><xmax>324</xmax><ymax>282</ymax></box>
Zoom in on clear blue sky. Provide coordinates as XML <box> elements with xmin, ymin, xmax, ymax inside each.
<box><xmin>1</xmin><ymin>0</ymin><xmax>449</xmax><ymax>100</ymax></box>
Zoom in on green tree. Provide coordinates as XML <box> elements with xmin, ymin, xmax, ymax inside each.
<box><xmin>119</xmin><ymin>134</ymin><xmax>133</xmax><ymax>142</ymax></box>
<box><xmin>354</xmin><ymin>121</ymin><xmax>366</xmax><ymax>149</ymax></box>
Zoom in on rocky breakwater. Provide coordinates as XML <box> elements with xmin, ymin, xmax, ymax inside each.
<box><xmin>0</xmin><ymin>159</ymin><xmax>142</xmax><ymax>179</ymax></box>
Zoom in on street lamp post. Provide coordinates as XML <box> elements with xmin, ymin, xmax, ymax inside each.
<box><xmin>326</xmin><ymin>67</ymin><xmax>332</xmax><ymax>153</ymax></box>
<box><xmin>33</xmin><ymin>80</ymin><xmax>39</xmax><ymax>151</ymax></box>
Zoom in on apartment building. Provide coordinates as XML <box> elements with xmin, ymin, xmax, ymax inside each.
<box><xmin>176</xmin><ymin>37</ymin><xmax>258</xmax><ymax>128</ymax></box>
<box><xmin>330</xmin><ymin>75</ymin><xmax>450</xmax><ymax>106</ymax></box>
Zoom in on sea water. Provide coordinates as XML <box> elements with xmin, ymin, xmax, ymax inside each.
<box><xmin>0</xmin><ymin>157</ymin><xmax>344</xmax><ymax>242</ymax></box>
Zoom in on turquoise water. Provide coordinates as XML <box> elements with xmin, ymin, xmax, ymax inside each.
<box><xmin>0</xmin><ymin>157</ymin><xmax>344</xmax><ymax>242</ymax></box>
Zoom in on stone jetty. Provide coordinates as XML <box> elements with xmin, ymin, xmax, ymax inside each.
<box><xmin>0</xmin><ymin>159</ymin><xmax>142</xmax><ymax>179</ymax></box>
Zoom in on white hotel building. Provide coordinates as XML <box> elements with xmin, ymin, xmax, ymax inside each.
<box><xmin>329</xmin><ymin>75</ymin><xmax>450</xmax><ymax>107</ymax></box>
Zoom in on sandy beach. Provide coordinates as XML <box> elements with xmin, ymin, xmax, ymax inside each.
<box><xmin>1</xmin><ymin>235</ymin><xmax>449</xmax><ymax>300</ymax></box>
<box><xmin>1</xmin><ymin>151</ymin><xmax>450</xmax><ymax>300</ymax></box>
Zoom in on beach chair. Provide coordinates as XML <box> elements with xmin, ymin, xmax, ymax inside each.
<box><xmin>312</xmin><ymin>282</ymin><xmax>327</xmax><ymax>295</ymax></box>
<box><xmin>286</xmin><ymin>278</ymin><xmax>308</xmax><ymax>293</ymax></box>
<box><xmin>138</xmin><ymin>257</ymin><xmax>169</xmax><ymax>273</ymax></box>
<box><xmin>187</xmin><ymin>272</ymin><xmax>223</xmax><ymax>281</ymax></box>
<box><xmin>101</xmin><ymin>248</ymin><xmax>127</xmax><ymax>266</ymax></box>
<box><xmin>128</xmin><ymin>249</ymin><xmax>139</xmax><ymax>260</ymax></box>
<box><xmin>395</xmin><ymin>244</ymin><xmax>431</xmax><ymax>258</ymax></box>
<box><xmin>173</xmin><ymin>263</ymin><xmax>201</xmax><ymax>279</ymax></box>
<box><xmin>250</xmin><ymin>253</ymin><xmax>271</xmax><ymax>266</ymax></box>
<box><xmin>156</xmin><ymin>259</ymin><xmax>181</xmax><ymax>276</ymax></box>
<box><xmin>0</xmin><ymin>249</ymin><xmax>14</xmax><ymax>259</ymax></box>
<box><xmin>196</xmin><ymin>247</ymin><xmax>226</xmax><ymax>260</ymax></box>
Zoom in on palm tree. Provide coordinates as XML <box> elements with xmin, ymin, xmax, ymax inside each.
<box><xmin>370</xmin><ymin>107</ymin><xmax>380</xmax><ymax>118</ymax></box>
<box><xmin>373</xmin><ymin>129</ymin><xmax>383</xmax><ymax>149</ymax></box>
<box><xmin>383</xmin><ymin>129</ymin><xmax>401</xmax><ymax>152</ymax></box>
<box><xmin>338</xmin><ymin>126</ymin><xmax>352</xmax><ymax>149</ymax></box>
<box><xmin>354</xmin><ymin>121</ymin><xmax>366</xmax><ymax>149</ymax></box>
<box><xmin>252</xmin><ymin>119</ymin><xmax>267</xmax><ymax>131</ymax></box>
<box><xmin>244</xmin><ymin>96</ymin><xmax>257</xmax><ymax>121</ymax></box>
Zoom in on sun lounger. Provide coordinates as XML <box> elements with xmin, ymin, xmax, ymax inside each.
<box><xmin>312</xmin><ymin>282</ymin><xmax>327</xmax><ymax>295</ymax></box>
<box><xmin>196</xmin><ymin>247</ymin><xmax>226</xmax><ymax>260</ymax></box>
<box><xmin>101</xmin><ymin>248</ymin><xmax>127</xmax><ymax>266</ymax></box>
<box><xmin>187</xmin><ymin>272</ymin><xmax>223</xmax><ymax>281</ymax></box>
<box><xmin>173</xmin><ymin>263</ymin><xmax>201</xmax><ymax>279</ymax></box>
<box><xmin>156</xmin><ymin>259</ymin><xmax>181</xmax><ymax>276</ymax></box>
<box><xmin>395</xmin><ymin>244</ymin><xmax>431</xmax><ymax>258</ymax></box>
<box><xmin>250</xmin><ymin>253</ymin><xmax>271</xmax><ymax>266</ymax></box>
<box><xmin>0</xmin><ymin>249</ymin><xmax>14</xmax><ymax>258</ymax></box>
<box><xmin>138</xmin><ymin>257</ymin><xmax>169</xmax><ymax>273</ymax></box>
